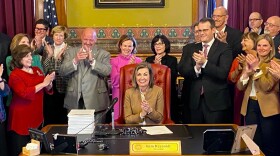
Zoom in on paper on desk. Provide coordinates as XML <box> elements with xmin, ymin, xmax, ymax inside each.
<box><xmin>141</xmin><ymin>126</ymin><xmax>173</xmax><ymax>135</ymax></box>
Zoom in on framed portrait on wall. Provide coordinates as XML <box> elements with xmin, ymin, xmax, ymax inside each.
<box><xmin>95</xmin><ymin>0</ymin><xmax>165</xmax><ymax>8</ymax></box>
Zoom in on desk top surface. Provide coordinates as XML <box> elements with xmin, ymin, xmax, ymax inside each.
<box><xmin>42</xmin><ymin>124</ymin><xmax>257</xmax><ymax>155</ymax></box>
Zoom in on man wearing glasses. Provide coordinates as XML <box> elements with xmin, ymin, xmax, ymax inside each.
<box><xmin>212</xmin><ymin>6</ymin><xmax>242</xmax><ymax>59</ymax></box>
<box><xmin>178</xmin><ymin>18</ymin><xmax>232</xmax><ymax>124</ymax></box>
<box><xmin>264</xmin><ymin>16</ymin><xmax>280</xmax><ymax>56</ymax></box>
<box><xmin>33</xmin><ymin>19</ymin><xmax>54</xmax><ymax>55</ymax></box>
<box><xmin>244</xmin><ymin>12</ymin><xmax>264</xmax><ymax>35</ymax></box>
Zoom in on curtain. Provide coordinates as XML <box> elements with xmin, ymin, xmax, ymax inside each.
<box><xmin>55</xmin><ymin>0</ymin><xmax>67</xmax><ymax>26</ymax></box>
<box><xmin>227</xmin><ymin>0</ymin><xmax>280</xmax><ymax>31</ymax></box>
<box><xmin>0</xmin><ymin>0</ymin><xmax>34</xmax><ymax>38</ymax></box>
<box><xmin>207</xmin><ymin>0</ymin><xmax>216</xmax><ymax>18</ymax></box>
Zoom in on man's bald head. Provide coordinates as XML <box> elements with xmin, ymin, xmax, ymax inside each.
<box><xmin>81</xmin><ymin>28</ymin><xmax>97</xmax><ymax>49</ymax></box>
<box><xmin>264</xmin><ymin>16</ymin><xmax>280</xmax><ymax>37</ymax></box>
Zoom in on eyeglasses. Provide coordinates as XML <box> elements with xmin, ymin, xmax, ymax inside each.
<box><xmin>264</xmin><ymin>22</ymin><xmax>280</xmax><ymax>27</ymax></box>
<box><xmin>249</xmin><ymin>18</ymin><xmax>261</xmax><ymax>22</ymax></box>
<box><xmin>212</xmin><ymin>15</ymin><xmax>226</xmax><ymax>18</ymax></box>
<box><xmin>35</xmin><ymin>28</ymin><xmax>47</xmax><ymax>31</ymax></box>
<box><xmin>154</xmin><ymin>42</ymin><xmax>165</xmax><ymax>46</ymax></box>
<box><xmin>198</xmin><ymin>29</ymin><xmax>210</xmax><ymax>33</ymax></box>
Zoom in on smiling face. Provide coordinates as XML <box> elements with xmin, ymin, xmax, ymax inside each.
<box><xmin>53</xmin><ymin>31</ymin><xmax>65</xmax><ymax>46</ymax></box>
<box><xmin>212</xmin><ymin>7</ymin><xmax>228</xmax><ymax>30</ymax></box>
<box><xmin>35</xmin><ymin>24</ymin><xmax>48</xmax><ymax>39</ymax></box>
<box><xmin>19</xmin><ymin>36</ymin><xmax>30</xmax><ymax>46</ymax></box>
<box><xmin>136</xmin><ymin>67</ymin><xmax>150</xmax><ymax>89</ymax></box>
<box><xmin>241</xmin><ymin>37</ymin><xmax>255</xmax><ymax>52</ymax></box>
<box><xmin>257</xmin><ymin>39</ymin><xmax>272</xmax><ymax>57</ymax></box>
<box><xmin>264</xmin><ymin>16</ymin><xmax>280</xmax><ymax>37</ymax></box>
<box><xmin>154</xmin><ymin>39</ymin><xmax>166</xmax><ymax>55</ymax></box>
<box><xmin>81</xmin><ymin>28</ymin><xmax>97</xmax><ymax>50</ymax></box>
<box><xmin>20</xmin><ymin>52</ymin><xmax>33</xmax><ymax>68</ymax></box>
<box><xmin>198</xmin><ymin>21</ymin><xmax>215</xmax><ymax>43</ymax></box>
<box><xmin>120</xmin><ymin>40</ymin><xmax>134</xmax><ymax>56</ymax></box>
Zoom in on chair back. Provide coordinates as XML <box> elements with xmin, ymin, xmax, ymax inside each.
<box><xmin>116</xmin><ymin>63</ymin><xmax>174</xmax><ymax>124</ymax></box>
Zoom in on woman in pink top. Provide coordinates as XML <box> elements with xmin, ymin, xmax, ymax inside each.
<box><xmin>110</xmin><ymin>35</ymin><xmax>142</xmax><ymax>119</ymax></box>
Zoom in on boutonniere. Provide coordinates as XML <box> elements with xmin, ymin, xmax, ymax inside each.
<box><xmin>36</xmin><ymin>70</ymin><xmax>44</xmax><ymax>76</ymax></box>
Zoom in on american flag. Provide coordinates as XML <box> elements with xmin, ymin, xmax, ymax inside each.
<box><xmin>43</xmin><ymin>0</ymin><xmax>58</xmax><ymax>29</ymax></box>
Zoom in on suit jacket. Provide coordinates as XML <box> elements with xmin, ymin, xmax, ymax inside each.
<box><xmin>178</xmin><ymin>43</ymin><xmax>197</xmax><ymax>103</ymax></box>
<box><xmin>124</xmin><ymin>85</ymin><xmax>164</xmax><ymax>124</ymax></box>
<box><xmin>0</xmin><ymin>33</ymin><xmax>11</xmax><ymax>80</ymax></box>
<box><xmin>178</xmin><ymin>39</ymin><xmax>232</xmax><ymax>111</ymax></box>
<box><xmin>274</xmin><ymin>33</ymin><xmax>280</xmax><ymax>59</ymax></box>
<box><xmin>236</xmin><ymin>60</ymin><xmax>280</xmax><ymax>117</ymax></box>
<box><xmin>225</xmin><ymin>25</ymin><xmax>243</xmax><ymax>59</ymax></box>
<box><xmin>42</xmin><ymin>44</ymin><xmax>70</xmax><ymax>93</ymax></box>
<box><xmin>60</xmin><ymin>46</ymin><xmax>111</xmax><ymax>112</ymax></box>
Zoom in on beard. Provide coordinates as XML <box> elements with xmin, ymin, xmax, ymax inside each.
<box><xmin>264</xmin><ymin>29</ymin><xmax>270</xmax><ymax>34</ymax></box>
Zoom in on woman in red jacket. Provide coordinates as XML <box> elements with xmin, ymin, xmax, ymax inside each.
<box><xmin>7</xmin><ymin>44</ymin><xmax>55</xmax><ymax>156</ymax></box>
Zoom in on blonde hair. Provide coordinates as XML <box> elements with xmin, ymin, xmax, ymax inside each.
<box><xmin>51</xmin><ymin>25</ymin><xmax>68</xmax><ymax>39</ymax></box>
<box><xmin>10</xmin><ymin>33</ymin><xmax>31</xmax><ymax>53</ymax></box>
<box><xmin>256</xmin><ymin>34</ymin><xmax>275</xmax><ymax>63</ymax></box>
<box><xmin>132</xmin><ymin>62</ymin><xmax>154</xmax><ymax>89</ymax></box>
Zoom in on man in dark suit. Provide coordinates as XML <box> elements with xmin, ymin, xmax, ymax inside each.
<box><xmin>0</xmin><ymin>33</ymin><xmax>11</xmax><ymax>80</ymax></box>
<box><xmin>178</xmin><ymin>18</ymin><xmax>232</xmax><ymax>124</ymax></box>
<box><xmin>264</xmin><ymin>16</ymin><xmax>280</xmax><ymax>57</ymax></box>
<box><xmin>244</xmin><ymin>12</ymin><xmax>264</xmax><ymax>35</ymax></box>
<box><xmin>212</xmin><ymin>6</ymin><xmax>242</xmax><ymax>59</ymax></box>
<box><xmin>179</xmin><ymin>22</ymin><xmax>200</xmax><ymax>124</ymax></box>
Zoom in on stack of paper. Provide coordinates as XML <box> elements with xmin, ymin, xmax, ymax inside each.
<box><xmin>67</xmin><ymin>109</ymin><xmax>95</xmax><ymax>134</ymax></box>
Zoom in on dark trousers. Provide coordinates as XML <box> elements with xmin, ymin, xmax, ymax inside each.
<box><xmin>245</xmin><ymin>99</ymin><xmax>280</xmax><ymax>156</ymax></box>
<box><xmin>76</xmin><ymin>96</ymin><xmax>105</xmax><ymax>124</ymax></box>
<box><xmin>43</xmin><ymin>83</ymin><xmax>68</xmax><ymax>126</ymax></box>
<box><xmin>0</xmin><ymin>122</ymin><xmax>8</xmax><ymax>156</ymax></box>
<box><xmin>7</xmin><ymin>130</ymin><xmax>30</xmax><ymax>156</ymax></box>
<box><xmin>190</xmin><ymin>95</ymin><xmax>230</xmax><ymax>124</ymax></box>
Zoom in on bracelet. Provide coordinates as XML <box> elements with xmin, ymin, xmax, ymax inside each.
<box><xmin>0</xmin><ymin>79</ymin><xmax>6</xmax><ymax>83</ymax></box>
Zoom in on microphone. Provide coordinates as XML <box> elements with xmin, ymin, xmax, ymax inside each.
<box><xmin>76</xmin><ymin>97</ymin><xmax>119</xmax><ymax>148</ymax></box>
<box><xmin>75</xmin><ymin>97</ymin><xmax>118</xmax><ymax>135</ymax></box>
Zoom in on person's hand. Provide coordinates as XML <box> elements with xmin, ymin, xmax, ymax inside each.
<box><xmin>141</xmin><ymin>100</ymin><xmax>152</xmax><ymax>114</ymax></box>
<box><xmin>192</xmin><ymin>51</ymin><xmax>207</xmax><ymax>69</ymax></box>
<box><xmin>268</xmin><ymin>60</ymin><xmax>280</xmax><ymax>79</ymax></box>
<box><xmin>30</xmin><ymin>39</ymin><xmax>36</xmax><ymax>51</ymax></box>
<box><xmin>129</xmin><ymin>54</ymin><xmax>136</xmax><ymax>64</ymax></box>
<box><xmin>44</xmin><ymin>41</ymin><xmax>54</xmax><ymax>58</ymax></box>
<box><xmin>237</xmin><ymin>54</ymin><xmax>246</xmax><ymax>68</ymax></box>
<box><xmin>251</xmin><ymin>27</ymin><xmax>259</xmax><ymax>33</ymax></box>
<box><xmin>43</xmin><ymin>72</ymin><xmax>55</xmax><ymax>87</ymax></box>
<box><xmin>216</xmin><ymin>31</ymin><xmax>227</xmax><ymax>43</ymax></box>
<box><xmin>154</xmin><ymin>54</ymin><xmax>162</xmax><ymax>64</ymax></box>
<box><xmin>0</xmin><ymin>64</ymin><xmax>4</xmax><ymax>78</ymax></box>
<box><xmin>57</xmin><ymin>43</ymin><xmax>68</xmax><ymax>60</ymax></box>
<box><xmin>34</xmin><ymin>35</ymin><xmax>43</xmax><ymax>48</ymax></box>
<box><xmin>246</xmin><ymin>54</ymin><xmax>259</xmax><ymax>71</ymax></box>
<box><xmin>74</xmin><ymin>48</ymin><xmax>88</xmax><ymax>64</ymax></box>
<box><xmin>244</xmin><ymin>27</ymin><xmax>249</xmax><ymax>34</ymax></box>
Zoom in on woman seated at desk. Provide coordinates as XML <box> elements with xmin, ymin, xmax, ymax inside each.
<box><xmin>124</xmin><ymin>62</ymin><xmax>164</xmax><ymax>124</ymax></box>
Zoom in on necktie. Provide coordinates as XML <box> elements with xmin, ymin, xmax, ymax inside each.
<box><xmin>201</xmin><ymin>44</ymin><xmax>209</xmax><ymax>95</ymax></box>
<box><xmin>203</xmin><ymin>44</ymin><xmax>209</xmax><ymax>57</ymax></box>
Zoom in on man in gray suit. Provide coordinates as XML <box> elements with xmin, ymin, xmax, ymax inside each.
<box><xmin>60</xmin><ymin>28</ymin><xmax>111</xmax><ymax>123</ymax></box>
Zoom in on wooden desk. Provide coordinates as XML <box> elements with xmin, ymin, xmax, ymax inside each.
<box><xmin>41</xmin><ymin>124</ymin><xmax>264</xmax><ymax>156</ymax></box>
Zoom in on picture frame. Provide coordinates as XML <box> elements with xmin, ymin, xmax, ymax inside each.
<box><xmin>95</xmin><ymin>0</ymin><xmax>165</xmax><ymax>8</ymax></box>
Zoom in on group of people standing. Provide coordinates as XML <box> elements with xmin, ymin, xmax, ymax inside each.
<box><xmin>0</xmin><ymin>5</ymin><xmax>280</xmax><ymax>156</ymax></box>
<box><xmin>0</xmin><ymin>17</ymin><xmax>178</xmax><ymax>155</ymax></box>
<box><xmin>179</xmin><ymin>7</ymin><xmax>280</xmax><ymax>156</ymax></box>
